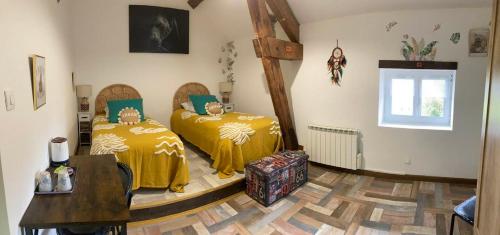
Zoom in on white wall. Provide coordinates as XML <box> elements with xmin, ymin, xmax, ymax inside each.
<box><xmin>71</xmin><ymin>0</ymin><xmax>225</xmax><ymax>126</ymax></box>
<box><xmin>0</xmin><ymin>1</ymin><xmax>77</xmax><ymax>234</ymax></box>
<box><xmin>232</xmin><ymin>8</ymin><xmax>490</xmax><ymax>179</ymax></box>
<box><xmin>229</xmin><ymin>42</ymin><xmax>301</xmax><ymax>119</ymax></box>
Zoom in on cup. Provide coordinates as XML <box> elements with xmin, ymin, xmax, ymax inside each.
<box><xmin>57</xmin><ymin>168</ymin><xmax>72</xmax><ymax>192</ymax></box>
<box><xmin>38</xmin><ymin>171</ymin><xmax>52</xmax><ymax>192</ymax></box>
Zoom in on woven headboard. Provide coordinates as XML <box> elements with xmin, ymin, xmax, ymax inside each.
<box><xmin>173</xmin><ymin>82</ymin><xmax>210</xmax><ymax>111</ymax></box>
<box><xmin>95</xmin><ymin>84</ymin><xmax>141</xmax><ymax>114</ymax></box>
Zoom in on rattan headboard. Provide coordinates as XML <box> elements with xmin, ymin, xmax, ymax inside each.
<box><xmin>173</xmin><ymin>82</ymin><xmax>210</xmax><ymax>111</ymax></box>
<box><xmin>95</xmin><ymin>84</ymin><xmax>141</xmax><ymax>114</ymax></box>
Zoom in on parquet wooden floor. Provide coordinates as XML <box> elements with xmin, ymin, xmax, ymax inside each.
<box><xmin>128</xmin><ymin>163</ymin><xmax>476</xmax><ymax>235</ymax></box>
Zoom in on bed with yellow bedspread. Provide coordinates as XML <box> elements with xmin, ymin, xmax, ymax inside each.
<box><xmin>90</xmin><ymin>115</ymin><xmax>189</xmax><ymax>191</ymax></box>
<box><xmin>171</xmin><ymin>109</ymin><xmax>283</xmax><ymax>178</ymax></box>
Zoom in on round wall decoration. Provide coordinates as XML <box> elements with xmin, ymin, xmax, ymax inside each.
<box><xmin>327</xmin><ymin>40</ymin><xmax>347</xmax><ymax>86</ymax></box>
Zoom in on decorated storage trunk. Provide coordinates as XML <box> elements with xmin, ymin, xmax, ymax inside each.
<box><xmin>245</xmin><ymin>150</ymin><xmax>308</xmax><ymax>206</ymax></box>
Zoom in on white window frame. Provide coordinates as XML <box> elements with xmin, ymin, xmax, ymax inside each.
<box><xmin>378</xmin><ymin>68</ymin><xmax>456</xmax><ymax>130</ymax></box>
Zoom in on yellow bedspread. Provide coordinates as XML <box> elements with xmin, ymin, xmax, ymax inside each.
<box><xmin>171</xmin><ymin>110</ymin><xmax>283</xmax><ymax>178</ymax></box>
<box><xmin>90</xmin><ymin>115</ymin><xmax>189</xmax><ymax>191</ymax></box>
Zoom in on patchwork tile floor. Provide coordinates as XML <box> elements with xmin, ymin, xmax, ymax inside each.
<box><xmin>128</xmin><ymin>163</ymin><xmax>475</xmax><ymax>235</ymax></box>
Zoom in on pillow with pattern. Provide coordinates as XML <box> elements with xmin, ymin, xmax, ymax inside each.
<box><xmin>118</xmin><ymin>107</ymin><xmax>141</xmax><ymax>125</ymax></box>
<box><xmin>189</xmin><ymin>95</ymin><xmax>219</xmax><ymax>115</ymax></box>
<box><xmin>205</xmin><ymin>102</ymin><xmax>224</xmax><ymax>116</ymax></box>
<box><xmin>181</xmin><ymin>101</ymin><xmax>196</xmax><ymax>112</ymax></box>
<box><xmin>107</xmin><ymin>99</ymin><xmax>145</xmax><ymax>124</ymax></box>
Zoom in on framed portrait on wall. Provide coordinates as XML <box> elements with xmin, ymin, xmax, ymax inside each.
<box><xmin>129</xmin><ymin>5</ymin><xmax>189</xmax><ymax>54</ymax></box>
<box><xmin>30</xmin><ymin>55</ymin><xmax>46</xmax><ymax>110</ymax></box>
<box><xmin>469</xmin><ymin>28</ymin><xmax>490</xmax><ymax>57</ymax></box>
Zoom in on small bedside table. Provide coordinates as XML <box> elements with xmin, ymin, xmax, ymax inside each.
<box><xmin>78</xmin><ymin>112</ymin><xmax>92</xmax><ymax>147</ymax></box>
<box><xmin>223</xmin><ymin>103</ymin><xmax>235</xmax><ymax>113</ymax></box>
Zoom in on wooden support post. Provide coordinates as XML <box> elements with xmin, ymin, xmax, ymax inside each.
<box><xmin>247</xmin><ymin>0</ymin><xmax>299</xmax><ymax>150</ymax></box>
<box><xmin>261</xmin><ymin>58</ymin><xmax>299</xmax><ymax>150</ymax></box>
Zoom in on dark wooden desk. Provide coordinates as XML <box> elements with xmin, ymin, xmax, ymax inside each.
<box><xmin>19</xmin><ymin>155</ymin><xmax>130</xmax><ymax>235</ymax></box>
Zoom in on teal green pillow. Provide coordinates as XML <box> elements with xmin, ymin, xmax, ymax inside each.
<box><xmin>107</xmin><ymin>99</ymin><xmax>145</xmax><ymax>123</ymax></box>
<box><xmin>189</xmin><ymin>95</ymin><xmax>219</xmax><ymax>115</ymax></box>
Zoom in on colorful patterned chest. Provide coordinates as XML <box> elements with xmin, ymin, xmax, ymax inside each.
<box><xmin>245</xmin><ymin>150</ymin><xmax>308</xmax><ymax>206</ymax></box>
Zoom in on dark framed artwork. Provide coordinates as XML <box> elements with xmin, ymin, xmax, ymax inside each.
<box><xmin>129</xmin><ymin>5</ymin><xmax>189</xmax><ymax>54</ymax></box>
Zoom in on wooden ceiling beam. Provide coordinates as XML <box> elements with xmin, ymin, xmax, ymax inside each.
<box><xmin>187</xmin><ymin>0</ymin><xmax>204</xmax><ymax>9</ymax></box>
<box><xmin>265</xmin><ymin>0</ymin><xmax>300</xmax><ymax>42</ymax></box>
<box><xmin>252</xmin><ymin>38</ymin><xmax>303</xmax><ymax>60</ymax></box>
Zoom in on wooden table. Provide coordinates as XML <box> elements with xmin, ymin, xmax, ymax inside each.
<box><xmin>19</xmin><ymin>155</ymin><xmax>130</xmax><ymax>235</ymax></box>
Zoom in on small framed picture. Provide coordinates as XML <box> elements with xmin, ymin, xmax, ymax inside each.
<box><xmin>469</xmin><ymin>28</ymin><xmax>490</xmax><ymax>57</ymax></box>
<box><xmin>30</xmin><ymin>55</ymin><xmax>46</xmax><ymax>110</ymax></box>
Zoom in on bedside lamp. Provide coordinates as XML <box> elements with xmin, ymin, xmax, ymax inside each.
<box><xmin>219</xmin><ymin>82</ymin><xmax>233</xmax><ymax>103</ymax></box>
<box><xmin>76</xmin><ymin>85</ymin><xmax>92</xmax><ymax>112</ymax></box>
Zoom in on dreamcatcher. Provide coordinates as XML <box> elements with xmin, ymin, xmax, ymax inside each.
<box><xmin>327</xmin><ymin>40</ymin><xmax>347</xmax><ymax>86</ymax></box>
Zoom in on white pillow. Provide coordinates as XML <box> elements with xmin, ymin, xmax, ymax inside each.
<box><xmin>181</xmin><ymin>101</ymin><xmax>196</xmax><ymax>112</ymax></box>
<box><xmin>105</xmin><ymin>106</ymin><xmax>109</xmax><ymax>119</ymax></box>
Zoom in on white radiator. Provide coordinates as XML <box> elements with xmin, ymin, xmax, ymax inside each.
<box><xmin>306</xmin><ymin>124</ymin><xmax>361</xmax><ymax>170</ymax></box>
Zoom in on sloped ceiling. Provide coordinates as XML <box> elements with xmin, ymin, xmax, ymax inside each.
<box><xmin>200</xmin><ymin>0</ymin><xmax>492</xmax><ymax>40</ymax></box>
<box><xmin>288</xmin><ymin>0</ymin><xmax>492</xmax><ymax>23</ymax></box>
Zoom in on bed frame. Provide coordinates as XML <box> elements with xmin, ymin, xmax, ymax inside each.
<box><xmin>95</xmin><ymin>84</ymin><xmax>142</xmax><ymax>114</ymax></box>
<box><xmin>172</xmin><ymin>82</ymin><xmax>210</xmax><ymax>111</ymax></box>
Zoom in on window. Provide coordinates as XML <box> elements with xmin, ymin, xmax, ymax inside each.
<box><xmin>379</xmin><ymin>68</ymin><xmax>456</xmax><ymax>130</ymax></box>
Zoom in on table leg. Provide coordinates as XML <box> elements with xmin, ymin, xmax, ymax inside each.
<box><xmin>23</xmin><ymin>227</ymin><xmax>33</xmax><ymax>235</ymax></box>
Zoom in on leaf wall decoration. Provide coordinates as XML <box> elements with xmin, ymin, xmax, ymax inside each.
<box><xmin>450</xmin><ymin>33</ymin><xmax>461</xmax><ymax>44</ymax></box>
<box><xmin>420</xmin><ymin>41</ymin><xmax>438</xmax><ymax>57</ymax></box>
<box><xmin>218</xmin><ymin>41</ymin><xmax>238</xmax><ymax>83</ymax></box>
<box><xmin>429</xmin><ymin>47</ymin><xmax>437</xmax><ymax>60</ymax></box>
<box><xmin>418</xmin><ymin>38</ymin><xmax>425</xmax><ymax>53</ymax></box>
<box><xmin>411</xmin><ymin>37</ymin><xmax>419</xmax><ymax>52</ymax></box>
<box><xmin>401</xmin><ymin>35</ymin><xmax>439</xmax><ymax>61</ymax></box>
<box><xmin>402</xmin><ymin>41</ymin><xmax>414</xmax><ymax>53</ymax></box>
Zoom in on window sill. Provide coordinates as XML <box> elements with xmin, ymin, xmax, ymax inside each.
<box><xmin>379</xmin><ymin>123</ymin><xmax>453</xmax><ymax>131</ymax></box>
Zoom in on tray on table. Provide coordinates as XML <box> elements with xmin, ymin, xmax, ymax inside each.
<box><xmin>34</xmin><ymin>167</ymin><xmax>77</xmax><ymax>195</ymax></box>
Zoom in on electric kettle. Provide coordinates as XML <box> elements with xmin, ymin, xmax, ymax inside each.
<box><xmin>50</xmin><ymin>137</ymin><xmax>69</xmax><ymax>167</ymax></box>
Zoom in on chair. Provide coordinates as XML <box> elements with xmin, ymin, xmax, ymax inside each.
<box><xmin>57</xmin><ymin>162</ymin><xmax>133</xmax><ymax>235</ymax></box>
<box><xmin>116</xmin><ymin>162</ymin><xmax>133</xmax><ymax>208</ymax></box>
<box><xmin>113</xmin><ymin>162</ymin><xmax>133</xmax><ymax>234</ymax></box>
<box><xmin>450</xmin><ymin>196</ymin><xmax>476</xmax><ymax>235</ymax></box>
